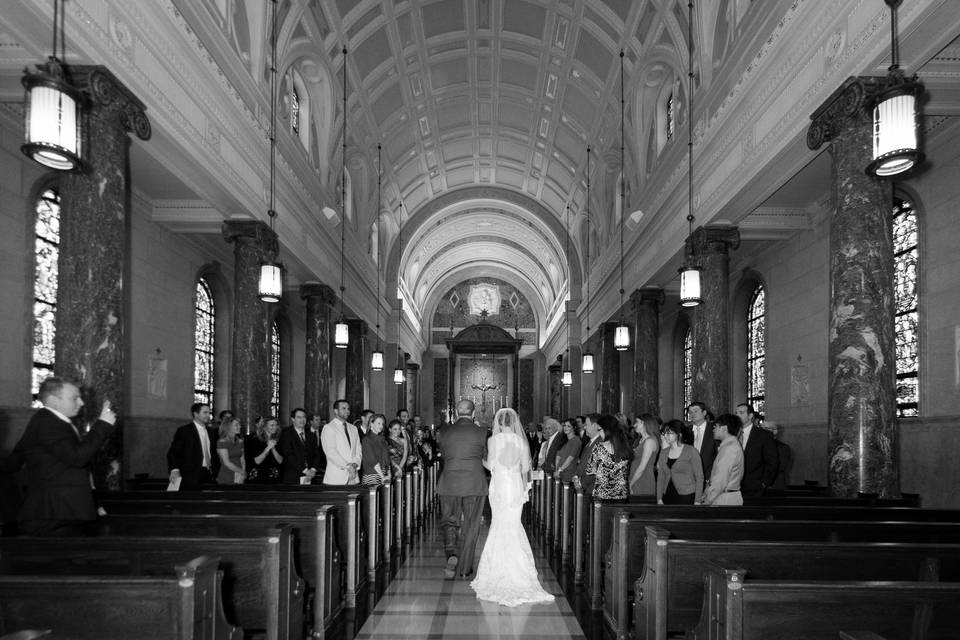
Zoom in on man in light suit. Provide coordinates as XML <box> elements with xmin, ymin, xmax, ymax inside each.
<box><xmin>437</xmin><ymin>399</ymin><xmax>487</xmax><ymax>579</ymax></box>
<box><xmin>735</xmin><ymin>403</ymin><xmax>779</xmax><ymax>496</ymax></box>
<box><xmin>168</xmin><ymin>401</ymin><xmax>219</xmax><ymax>490</ymax></box>
<box><xmin>687</xmin><ymin>401</ymin><xmax>717</xmax><ymax>487</ymax></box>
<box><xmin>10</xmin><ymin>377</ymin><xmax>115</xmax><ymax>535</ymax></box>
<box><xmin>321</xmin><ymin>399</ymin><xmax>362</xmax><ymax>485</ymax></box>
<box><xmin>278</xmin><ymin>407</ymin><xmax>322</xmax><ymax>484</ymax></box>
<box><xmin>572</xmin><ymin>413</ymin><xmax>602</xmax><ymax>495</ymax></box>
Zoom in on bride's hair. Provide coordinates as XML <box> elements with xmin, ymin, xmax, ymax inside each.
<box><xmin>493</xmin><ymin>408</ymin><xmax>524</xmax><ymax>437</ymax></box>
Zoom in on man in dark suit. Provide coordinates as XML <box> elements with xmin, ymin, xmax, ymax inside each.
<box><xmin>167</xmin><ymin>401</ymin><xmax>219</xmax><ymax>490</ymax></box>
<box><xmin>9</xmin><ymin>377</ymin><xmax>115</xmax><ymax>535</ymax></box>
<box><xmin>539</xmin><ymin>417</ymin><xmax>563</xmax><ymax>474</ymax></box>
<box><xmin>687</xmin><ymin>401</ymin><xmax>717</xmax><ymax>487</ymax></box>
<box><xmin>277</xmin><ymin>407</ymin><xmax>322</xmax><ymax>484</ymax></box>
<box><xmin>735</xmin><ymin>403</ymin><xmax>779</xmax><ymax>495</ymax></box>
<box><xmin>572</xmin><ymin>413</ymin><xmax>602</xmax><ymax>495</ymax></box>
<box><xmin>436</xmin><ymin>399</ymin><xmax>487</xmax><ymax>579</ymax></box>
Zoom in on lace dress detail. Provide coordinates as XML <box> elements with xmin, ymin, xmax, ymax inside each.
<box><xmin>587</xmin><ymin>444</ymin><xmax>629</xmax><ymax>499</ymax></box>
<box><xmin>470</xmin><ymin>433</ymin><xmax>555</xmax><ymax>607</ymax></box>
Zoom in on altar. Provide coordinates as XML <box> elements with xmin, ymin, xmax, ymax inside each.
<box><xmin>445</xmin><ymin>322</ymin><xmax>522</xmax><ymax>428</ymax></box>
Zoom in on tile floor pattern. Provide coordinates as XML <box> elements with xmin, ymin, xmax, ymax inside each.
<box><xmin>354</xmin><ymin>517</ymin><xmax>587</xmax><ymax>639</ymax></box>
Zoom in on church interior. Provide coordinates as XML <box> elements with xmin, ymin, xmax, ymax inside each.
<box><xmin>3</xmin><ymin>0</ymin><xmax>960</xmax><ymax>638</ymax></box>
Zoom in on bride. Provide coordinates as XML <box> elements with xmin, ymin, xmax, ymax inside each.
<box><xmin>470</xmin><ymin>408</ymin><xmax>555</xmax><ymax>606</ymax></box>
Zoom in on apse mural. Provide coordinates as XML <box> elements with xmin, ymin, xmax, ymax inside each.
<box><xmin>432</xmin><ymin>278</ymin><xmax>536</xmax><ymax>346</ymax></box>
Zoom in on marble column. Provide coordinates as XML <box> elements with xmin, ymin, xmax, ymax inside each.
<box><xmin>689</xmin><ymin>226</ymin><xmax>740</xmax><ymax>416</ymax></box>
<box><xmin>598</xmin><ymin>323</ymin><xmax>619</xmax><ymax>414</ymax></box>
<box><xmin>630</xmin><ymin>288</ymin><xmax>664</xmax><ymax>417</ymax></box>
<box><xmin>548</xmin><ymin>361</ymin><xmax>562</xmax><ymax>418</ymax></box>
<box><xmin>301</xmin><ymin>283</ymin><xmax>337</xmax><ymax>422</ymax></box>
<box><xmin>808</xmin><ymin>77</ymin><xmax>898</xmax><ymax>498</ymax></box>
<box><xmin>55</xmin><ymin>66</ymin><xmax>150</xmax><ymax>490</ymax></box>
<box><xmin>345</xmin><ymin>319</ymin><xmax>367</xmax><ymax>418</ymax></box>
<box><xmin>223</xmin><ymin>221</ymin><xmax>277</xmax><ymax>431</ymax></box>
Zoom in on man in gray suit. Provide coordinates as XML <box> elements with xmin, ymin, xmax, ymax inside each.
<box><xmin>436</xmin><ymin>399</ymin><xmax>488</xmax><ymax>579</ymax></box>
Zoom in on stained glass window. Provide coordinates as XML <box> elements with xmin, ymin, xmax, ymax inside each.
<box><xmin>682</xmin><ymin>326</ymin><xmax>692</xmax><ymax>410</ymax></box>
<box><xmin>290</xmin><ymin>85</ymin><xmax>300</xmax><ymax>135</ymax></box>
<box><xmin>747</xmin><ymin>285</ymin><xmax>766</xmax><ymax>416</ymax></box>
<box><xmin>666</xmin><ymin>91</ymin><xmax>675</xmax><ymax>141</ymax></box>
<box><xmin>270</xmin><ymin>320</ymin><xmax>281</xmax><ymax>419</ymax></box>
<box><xmin>194</xmin><ymin>279</ymin><xmax>215</xmax><ymax>409</ymax></box>
<box><xmin>32</xmin><ymin>188</ymin><xmax>60</xmax><ymax>406</ymax></box>
<box><xmin>893</xmin><ymin>195</ymin><xmax>919</xmax><ymax>417</ymax></box>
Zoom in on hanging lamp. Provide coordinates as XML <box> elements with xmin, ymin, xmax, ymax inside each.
<box><xmin>562</xmin><ymin>203</ymin><xmax>573</xmax><ymax>387</ymax></box>
<box><xmin>393</xmin><ymin>202</ymin><xmax>405</xmax><ymax>385</ymax></box>
<box><xmin>613</xmin><ymin>50</ymin><xmax>630</xmax><ymax>351</ymax></box>
<box><xmin>334</xmin><ymin>47</ymin><xmax>349</xmax><ymax>348</ymax></box>
<box><xmin>21</xmin><ymin>0</ymin><xmax>83</xmax><ymax>171</ymax></box>
<box><xmin>581</xmin><ymin>145</ymin><xmax>595</xmax><ymax>374</ymax></box>
<box><xmin>678</xmin><ymin>1</ymin><xmax>703</xmax><ymax>307</ymax></box>
<box><xmin>371</xmin><ymin>143</ymin><xmax>384</xmax><ymax>371</ymax></box>
<box><xmin>865</xmin><ymin>0</ymin><xmax>924</xmax><ymax>177</ymax></box>
<box><xmin>258</xmin><ymin>0</ymin><xmax>283</xmax><ymax>303</ymax></box>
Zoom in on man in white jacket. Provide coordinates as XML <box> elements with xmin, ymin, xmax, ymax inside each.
<box><xmin>321</xmin><ymin>399</ymin><xmax>362</xmax><ymax>485</ymax></box>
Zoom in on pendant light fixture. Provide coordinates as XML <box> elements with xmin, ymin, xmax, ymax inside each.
<box><xmin>393</xmin><ymin>202</ymin><xmax>405</xmax><ymax>385</ymax></box>
<box><xmin>581</xmin><ymin>145</ymin><xmax>595</xmax><ymax>374</ymax></box>
<box><xmin>678</xmin><ymin>1</ymin><xmax>703</xmax><ymax>308</ymax></box>
<box><xmin>258</xmin><ymin>0</ymin><xmax>283</xmax><ymax>303</ymax></box>
<box><xmin>562</xmin><ymin>203</ymin><xmax>573</xmax><ymax>387</ymax></box>
<box><xmin>334</xmin><ymin>47</ymin><xmax>349</xmax><ymax>348</ymax></box>
<box><xmin>21</xmin><ymin>0</ymin><xmax>83</xmax><ymax>171</ymax></box>
<box><xmin>865</xmin><ymin>0</ymin><xmax>924</xmax><ymax>177</ymax></box>
<box><xmin>613</xmin><ymin>50</ymin><xmax>630</xmax><ymax>352</ymax></box>
<box><xmin>371</xmin><ymin>143</ymin><xmax>384</xmax><ymax>371</ymax></box>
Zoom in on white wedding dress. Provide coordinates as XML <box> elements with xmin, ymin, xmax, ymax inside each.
<box><xmin>470</xmin><ymin>432</ymin><xmax>555</xmax><ymax>606</ymax></box>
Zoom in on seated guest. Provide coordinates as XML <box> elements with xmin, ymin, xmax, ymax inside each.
<box><xmin>244</xmin><ymin>416</ymin><xmax>283</xmax><ymax>484</ymax></box>
<box><xmin>553</xmin><ymin>419</ymin><xmax>582</xmax><ymax>482</ymax></box>
<box><xmin>277</xmin><ymin>408</ymin><xmax>321</xmax><ymax>484</ymax></box>
<box><xmin>387</xmin><ymin>419</ymin><xmax>409</xmax><ymax>477</ymax></box>
<box><xmin>215</xmin><ymin>418</ymin><xmax>245</xmax><ymax>485</ymax></box>
<box><xmin>321</xmin><ymin>399</ymin><xmax>362</xmax><ymax>485</ymax></box>
<box><xmin>656</xmin><ymin>419</ymin><xmax>702</xmax><ymax>505</ymax></box>
<box><xmin>629</xmin><ymin>414</ymin><xmax>661</xmax><ymax>497</ymax></box>
<box><xmin>702</xmin><ymin>413</ymin><xmax>745</xmax><ymax>506</ymax></box>
<box><xmin>586</xmin><ymin>415</ymin><xmax>632</xmax><ymax>499</ymax></box>
<box><xmin>360</xmin><ymin>414</ymin><xmax>391</xmax><ymax>486</ymax></box>
<box><xmin>168</xmin><ymin>401</ymin><xmax>219</xmax><ymax>490</ymax></box>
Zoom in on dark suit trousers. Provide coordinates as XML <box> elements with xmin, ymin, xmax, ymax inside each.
<box><xmin>439</xmin><ymin>494</ymin><xmax>485</xmax><ymax>574</ymax></box>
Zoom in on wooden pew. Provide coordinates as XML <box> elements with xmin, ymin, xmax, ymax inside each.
<box><xmin>0</xmin><ymin>527</ymin><xmax>303</xmax><ymax>640</ymax></box>
<box><xmin>636</xmin><ymin>525</ymin><xmax>960</xmax><ymax>640</ymax></box>
<box><xmin>689</xmin><ymin>561</ymin><xmax>958</xmax><ymax>640</ymax></box>
<box><xmin>0</xmin><ymin>555</ymin><xmax>241</xmax><ymax>640</ymax></box>
<box><xmin>97</xmin><ymin>508</ymin><xmax>341</xmax><ymax>639</ymax></box>
<box><xmin>604</xmin><ymin>515</ymin><xmax>960</xmax><ymax>640</ymax></box>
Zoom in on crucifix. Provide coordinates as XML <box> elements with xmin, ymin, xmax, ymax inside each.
<box><xmin>471</xmin><ymin>375</ymin><xmax>502</xmax><ymax>413</ymax></box>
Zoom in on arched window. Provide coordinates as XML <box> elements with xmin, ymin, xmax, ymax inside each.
<box><xmin>682</xmin><ymin>326</ymin><xmax>692</xmax><ymax>410</ymax></box>
<box><xmin>32</xmin><ymin>188</ymin><xmax>60</xmax><ymax>405</ymax></box>
<box><xmin>194</xmin><ymin>278</ymin><xmax>216</xmax><ymax>409</ymax></box>
<box><xmin>665</xmin><ymin>91</ymin><xmax>675</xmax><ymax>142</ymax></box>
<box><xmin>290</xmin><ymin>85</ymin><xmax>301</xmax><ymax>135</ymax></box>
<box><xmin>270</xmin><ymin>320</ymin><xmax>281</xmax><ymax>419</ymax></box>
<box><xmin>286</xmin><ymin>68</ymin><xmax>310</xmax><ymax>149</ymax></box>
<box><xmin>746</xmin><ymin>284</ymin><xmax>766</xmax><ymax>415</ymax></box>
<box><xmin>893</xmin><ymin>195</ymin><xmax>919</xmax><ymax>417</ymax></box>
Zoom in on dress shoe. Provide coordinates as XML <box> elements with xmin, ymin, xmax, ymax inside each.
<box><xmin>459</xmin><ymin>568</ymin><xmax>474</xmax><ymax>579</ymax></box>
<box><xmin>444</xmin><ymin>555</ymin><xmax>458</xmax><ymax>579</ymax></box>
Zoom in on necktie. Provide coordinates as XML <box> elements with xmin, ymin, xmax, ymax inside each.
<box><xmin>199</xmin><ymin>426</ymin><xmax>211</xmax><ymax>468</ymax></box>
<box><xmin>297</xmin><ymin>429</ymin><xmax>305</xmax><ymax>443</ymax></box>
<box><xmin>344</xmin><ymin>423</ymin><xmax>351</xmax><ymax>446</ymax></box>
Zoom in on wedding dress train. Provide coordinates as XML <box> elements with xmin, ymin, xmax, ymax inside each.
<box><xmin>470</xmin><ymin>432</ymin><xmax>555</xmax><ymax>606</ymax></box>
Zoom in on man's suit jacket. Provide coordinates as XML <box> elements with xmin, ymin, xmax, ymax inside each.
<box><xmin>574</xmin><ymin>435</ymin><xmax>601</xmax><ymax>495</ymax></box>
<box><xmin>167</xmin><ymin>422</ymin><xmax>220</xmax><ymax>490</ymax></box>
<box><xmin>320</xmin><ymin>419</ymin><xmax>362</xmax><ymax>485</ymax></box>
<box><xmin>740</xmin><ymin>425</ymin><xmax>779</xmax><ymax>494</ymax></box>
<box><xmin>693</xmin><ymin>423</ymin><xmax>717</xmax><ymax>486</ymax></box>
<box><xmin>277</xmin><ymin>427</ymin><xmax>322</xmax><ymax>484</ymax></box>
<box><xmin>14</xmin><ymin>408</ymin><xmax>113</xmax><ymax>522</ymax></box>
<box><xmin>436</xmin><ymin>418</ymin><xmax>487</xmax><ymax>497</ymax></box>
<box><xmin>540</xmin><ymin>432</ymin><xmax>564</xmax><ymax>474</ymax></box>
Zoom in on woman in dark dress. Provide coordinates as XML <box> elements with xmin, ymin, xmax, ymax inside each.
<box><xmin>554</xmin><ymin>419</ymin><xmax>582</xmax><ymax>482</ymax></box>
<box><xmin>586</xmin><ymin>415</ymin><xmax>632</xmax><ymax>499</ymax></box>
<box><xmin>361</xmin><ymin>414</ymin><xmax>392</xmax><ymax>486</ymax></box>
<box><xmin>244</xmin><ymin>416</ymin><xmax>283</xmax><ymax>484</ymax></box>
<box><xmin>387</xmin><ymin>419</ymin><xmax>409</xmax><ymax>477</ymax></box>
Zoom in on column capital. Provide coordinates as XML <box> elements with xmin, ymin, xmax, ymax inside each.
<box><xmin>68</xmin><ymin>65</ymin><xmax>151</xmax><ymax>140</ymax></box>
<box><xmin>630</xmin><ymin>287</ymin><xmax>665</xmax><ymax>310</ymax></box>
<box><xmin>222</xmin><ymin>220</ymin><xmax>279</xmax><ymax>255</ymax></box>
<box><xmin>689</xmin><ymin>225</ymin><xmax>740</xmax><ymax>257</ymax></box>
<box><xmin>300</xmin><ymin>282</ymin><xmax>338</xmax><ymax>305</ymax></box>
<box><xmin>807</xmin><ymin>74</ymin><xmax>902</xmax><ymax>150</ymax></box>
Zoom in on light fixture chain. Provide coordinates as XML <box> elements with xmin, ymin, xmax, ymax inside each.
<box><xmin>619</xmin><ymin>50</ymin><xmax>625</xmax><ymax>317</ymax></box>
<box><xmin>586</xmin><ymin>145</ymin><xmax>590</xmax><ymax>335</ymax></box>
<box><xmin>269</xmin><ymin>0</ymin><xmax>277</xmax><ymax>222</ymax></box>
<box><xmin>340</xmin><ymin>47</ymin><xmax>347</xmax><ymax>318</ymax></box>
<box><xmin>376</xmin><ymin>143</ymin><xmax>381</xmax><ymax>335</ymax></box>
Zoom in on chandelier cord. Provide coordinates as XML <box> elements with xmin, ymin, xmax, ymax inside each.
<box><xmin>618</xmin><ymin>50</ymin><xmax>625</xmax><ymax>320</ymax></box>
<box><xmin>375</xmin><ymin>143</ymin><xmax>381</xmax><ymax>341</ymax></box>
<box><xmin>340</xmin><ymin>47</ymin><xmax>347</xmax><ymax>319</ymax></box>
<box><xmin>585</xmin><ymin>145</ymin><xmax>591</xmax><ymax>337</ymax></box>
<box><xmin>268</xmin><ymin>0</ymin><xmax>277</xmax><ymax>235</ymax></box>
<box><xmin>687</xmin><ymin>1</ymin><xmax>695</xmax><ymax>243</ymax></box>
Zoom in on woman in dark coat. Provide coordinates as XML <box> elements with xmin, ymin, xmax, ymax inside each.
<box><xmin>361</xmin><ymin>414</ymin><xmax>392</xmax><ymax>486</ymax></box>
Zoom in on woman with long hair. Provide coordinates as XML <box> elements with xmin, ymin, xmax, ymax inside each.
<box><xmin>360</xmin><ymin>413</ymin><xmax>392</xmax><ymax>486</ymax></box>
<box><xmin>586</xmin><ymin>414</ymin><xmax>633</xmax><ymax>499</ymax></box>
<box><xmin>387</xmin><ymin>419</ymin><xmax>409</xmax><ymax>477</ymax></box>
<box><xmin>470</xmin><ymin>408</ymin><xmax>554</xmax><ymax>606</ymax></box>
<box><xmin>629</xmin><ymin>414</ymin><xmax>661</xmax><ymax>496</ymax></box>
<box><xmin>553</xmin><ymin>418</ymin><xmax>582</xmax><ymax>482</ymax></box>
<box><xmin>656</xmin><ymin>419</ymin><xmax>702</xmax><ymax>504</ymax></box>
<box><xmin>244</xmin><ymin>416</ymin><xmax>283</xmax><ymax>484</ymax></box>
<box><xmin>216</xmin><ymin>418</ymin><xmax>245</xmax><ymax>484</ymax></box>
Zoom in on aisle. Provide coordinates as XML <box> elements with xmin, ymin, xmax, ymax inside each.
<box><xmin>354</xmin><ymin>515</ymin><xmax>587</xmax><ymax>639</ymax></box>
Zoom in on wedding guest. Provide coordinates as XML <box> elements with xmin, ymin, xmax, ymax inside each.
<box><xmin>585</xmin><ymin>414</ymin><xmax>632</xmax><ymax>499</ymax></box>
<box><xmin>629</xmin><ymin>414</ymin><xmax>661</xmax><ymax>496</ymax></box>
<box><xmin>656</xmin><ymin>419</ymin><xmax>703</xmax><ymax>505</ymax></box>
<box><xmin>387</xmin><ymin>419</ymin><xmax>409</xmax><ymax>476</ymax></box>
<box><xmin>215</xmin><ymin>418</ymin><xmax>245</xmax><ymax>484</ymax></box>
<box><xmin>553</xmin><ymin>419</ymin><xmax>582</xmax><ymax>483</ymax></box>
<box><xmin>360</xmin><ymin>414</ymin><xmax>391</xmax><ymax>486</ymax></box>
<box><xmin>703</xmin><ymin>413</ymin><xmax>745</xmax><ymax>506</ymax></box>
<box><xmin>244</xmin><ymin>416</ymin><xmax>283</xmax><ymax>484</ymax></box>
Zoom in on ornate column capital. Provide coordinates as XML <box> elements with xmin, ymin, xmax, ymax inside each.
<box><xmin>630</xmin><ymin>287</ymin><xmax>665</xmax><ymax>310</ymax></box>
<box><xmin>68</xmin><ymin>65</ymin><xmax>151</xmax><ymax>141</ymax></box>
<box><xmin>222</xmin><ymin>220</ymin><xmax>279</xmax><ymax>256</ymax></box>
<box><xmin>688</xmin><ymin>225</ymin><xmax>740</xmax><ymax>257</ymax></box>
<box><xmin>806</xmin><ymin>74</ymin><xmax>899</xmax><ymax>151</ymax></box>
<box><xmin>300</xmin><ymin>282</ymin><xmax>338</xmax><ymax>305</ymax></box>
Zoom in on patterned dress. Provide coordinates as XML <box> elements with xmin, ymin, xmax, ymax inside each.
<box><xmin>586</xmin><ymin>443</ymin><xmax>629</xmax><ymax>499</ymax></box>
